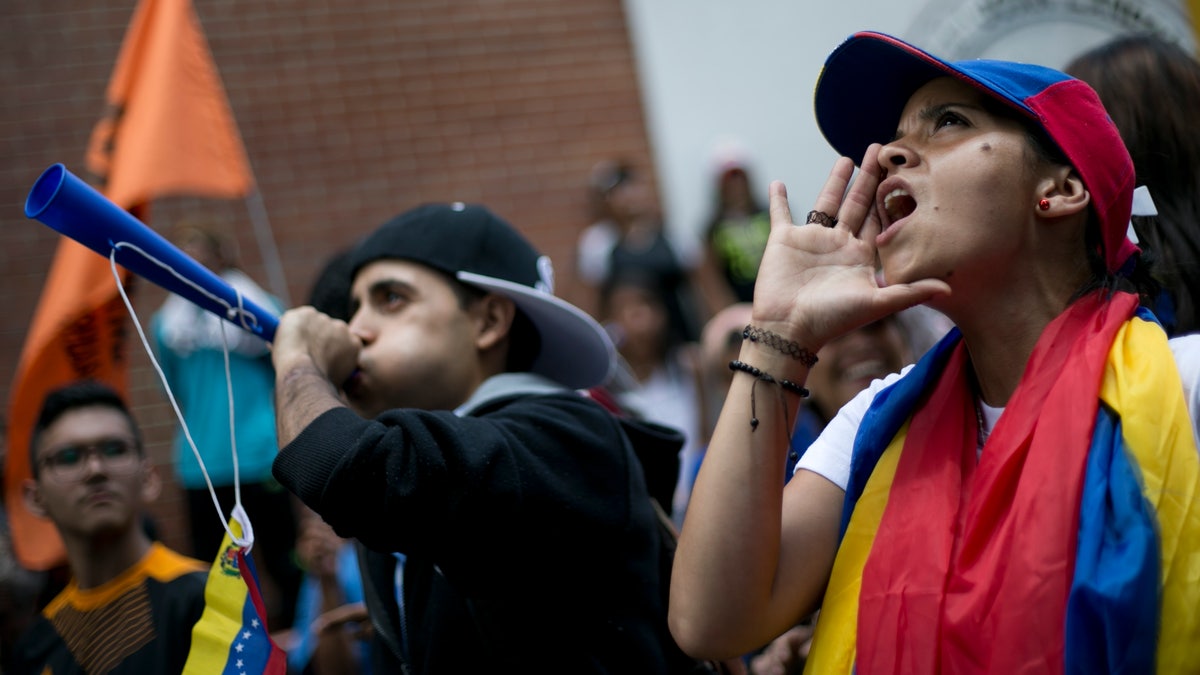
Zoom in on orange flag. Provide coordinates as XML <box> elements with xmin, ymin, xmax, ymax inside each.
<box><xmin>85</xmin><ymin>0</ymin><xmax>254</xmax><ymax>205</ymax></box>
<box><xmin>8</xmin><ymin>0</ymin><xmax>254</xmax><ymax>570</ymax></box>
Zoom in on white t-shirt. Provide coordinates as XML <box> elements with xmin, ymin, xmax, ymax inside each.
<box><xmin>795</xmin><ymin>334</ymin><xmax>1200</xmax><ymax>490</ymax></box>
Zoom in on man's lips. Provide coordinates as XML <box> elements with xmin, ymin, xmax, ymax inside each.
<box><xmin>342</xmin><ymin>369</ymin><xmax>366</xmax><ymax>399</ymax></box>
<box><xmin>83</xmin><ymin>489</ymin><xmax>119</xmax><ymax>505</ymax></box>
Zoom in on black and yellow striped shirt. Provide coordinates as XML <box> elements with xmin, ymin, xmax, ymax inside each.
<box><xmin>14</xmin><ymin>543</ymin><xmax>207</xmax><ymax>675</ymax></box>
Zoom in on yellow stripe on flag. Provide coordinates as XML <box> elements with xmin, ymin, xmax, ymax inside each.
<box><xmin>183</xmin><ymin>516</ymin><xmax>251</xmax><ymax>674</ymax></box>
<box><xmin>1099</xmin><ymin>317</ymin><xmax>1200</xmax><ymax>674</ymax></box>
<box><xmin>803</xmin><ymin>423</ymin><xmax>908</xmax><ymax>675</ymax></box>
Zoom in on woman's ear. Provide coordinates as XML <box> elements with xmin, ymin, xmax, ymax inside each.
<box><xmin>1037</xmin><ymin>167</ymin><xmax>1090</xmax><ymax>218</ymax></box>
<box><xmin>473</xmin><ymin>295</ymin><xmax>517</xmax><ymax>351</ymax></box>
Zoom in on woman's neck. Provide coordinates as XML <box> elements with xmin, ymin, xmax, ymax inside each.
<box><xmin>954</xmin><ymin>291</ymin><xmax>1078</xmax><ymax>407</ymax></box>
<box><xmin>959</xmin><ymin>323</ymin><xmax>1044</xmax><ymax>406</ymax></box>
<box><xmin>943</xmin><ymin>244</ymin><xmax>1091</xmax><ymax>406</ymax></box>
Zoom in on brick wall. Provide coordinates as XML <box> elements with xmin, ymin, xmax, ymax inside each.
<box><xmin>1</xmin><ymin>0</ymin><xmax>655</xmax><ymax>558</ymax></box>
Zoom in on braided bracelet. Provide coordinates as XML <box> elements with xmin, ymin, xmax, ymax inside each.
<box><xmin>729</xmin><ymin>359</ymin><xmax>809</xmax><ymax>432</ymax></box>
<box><xmin>742</xmin><ymin>325</ymin><xmax>818</xmax><ymax>368</ymax></box>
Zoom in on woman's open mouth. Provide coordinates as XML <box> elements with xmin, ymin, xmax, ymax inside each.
<box><xmin>882</xmin><ymin>188</ymin><xmax>917</xmax><ymax>228</ymax></box>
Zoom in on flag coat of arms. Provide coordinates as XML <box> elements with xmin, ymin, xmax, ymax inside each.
<box><xmin>184</xmin><ymin>505</ymin><xmax>286</xmax><ymax>674</ymax></box>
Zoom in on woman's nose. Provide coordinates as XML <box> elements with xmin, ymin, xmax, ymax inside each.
<box><xmin>878</xmin><ymin>142</ymin><xmax>913</xmax><ymax>169</ymax></box>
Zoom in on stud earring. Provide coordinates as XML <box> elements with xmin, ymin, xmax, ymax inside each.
<box><xmin>1038</xmin><ymin>199</ymin><xmax>1051</xmax><ymax>211</ymax></box>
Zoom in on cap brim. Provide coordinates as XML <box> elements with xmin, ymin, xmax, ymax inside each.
<box><xmin>815</xmin><ymin>31</ymin><xmax>1034</xmax><ymax>163</ymax></box>
<box><xmin>458</xmin><ymin>271</ymin><xmax>615</xmax><ymax>390</ymax></box>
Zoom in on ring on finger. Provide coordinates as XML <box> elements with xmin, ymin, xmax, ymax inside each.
<box><xmin>805</xmin><ymin>210</ymin><xmax>838</xmax><ymax>227</ymax></box>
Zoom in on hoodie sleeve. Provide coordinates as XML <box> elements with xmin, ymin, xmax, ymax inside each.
<box><xmin>271</xmin><ymin>394</ymin><xmax>641</xmax><ymax>556</ymax></box>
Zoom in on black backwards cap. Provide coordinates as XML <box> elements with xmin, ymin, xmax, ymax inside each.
<box><xmin>348</xmin><ymin>202</ymin><xmax>615</xmax><ymax>390</ymax></box>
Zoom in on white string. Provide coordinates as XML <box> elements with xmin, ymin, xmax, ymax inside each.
<box><xmin>218</xmin><ymin>320</ymin><xmax>242</xmax><ymax>512</ymax></box>
<box><xmin>213</xmin><ymin>282</ymin><xmax>252</xmax><ymax>513</ymax></box>
<box><xmin>108</xmin><ymin>242</ymin><xmax>256</xmax><ymax>549</ymax></box>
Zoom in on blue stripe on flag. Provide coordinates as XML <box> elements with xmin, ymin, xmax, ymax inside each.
<box><xmin>1065</xmin><ymin>407</ymin><xmax>1159</xmax><ymax>674</ymax></box>
<box><xmin>221</xmin><ymin>551</ymin><xmax>274</xmax><ymax>675</ymax></box>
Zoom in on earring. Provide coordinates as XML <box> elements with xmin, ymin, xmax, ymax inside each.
<box><xmin>1038</xmin><ymin>198</ymin><xmax>1051</xmax><ymax>211</ymax></box>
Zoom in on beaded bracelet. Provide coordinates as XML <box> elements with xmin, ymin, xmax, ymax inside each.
<box><xmin>729</xmin><ymin>359</ymin><xmax>808</xmax><ymax>431</ymax></box>
<box><xmin>742</xmin><ymin>325</ymin><xmax>818</xmax><ymax>368</ymax></box>
<box><xmin>728</xmin><ymin>360</ymin><xmax>810</xmax><ymax>397</ymax></box>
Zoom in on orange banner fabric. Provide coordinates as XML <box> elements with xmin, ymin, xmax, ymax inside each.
<box><xmin>8</xmin><ymin>0</ymin><xmax>253</xmax><ymax>570</ymax></box>
<box><xmin>85</xmin><ymin>0</ymin><xmax>254</xmax><ymax>206</ymax></box>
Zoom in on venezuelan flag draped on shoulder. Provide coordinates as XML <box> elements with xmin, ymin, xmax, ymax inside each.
<box><xmin>806</xmin><ymin>291</ymin><xmax>1200</xmax><ymax>674</ymax></box>
<box><xmin>184</xmin><ymin>505</ymin><xmax>286</xmax><ymax>674</ymax></box>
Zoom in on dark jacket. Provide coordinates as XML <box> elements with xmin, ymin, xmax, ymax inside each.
<box><xmin>273</xmin><ymin>373</ymin><xmax>686</xmax><ymax>674</ymax></box>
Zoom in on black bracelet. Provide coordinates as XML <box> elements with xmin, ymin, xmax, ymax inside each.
<box><xmin>729</xmin><ymin>360</ymin><xmax>810</xmax><ymax>398</ymax></box>
<box><xmin>728</xmin><ymin>360</ymin><xmax>806</xmax><ymax>433</ymax></box>
<box><xmin>742</xmin><ymin>325</ymin><xmax>819</xmax><ymax>368</ymax></box>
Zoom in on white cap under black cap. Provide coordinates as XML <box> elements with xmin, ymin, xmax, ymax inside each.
<box><xmin>348</xmin><ymin>202</ymin><xmax>616</xmax><ymax>390</ymax></box>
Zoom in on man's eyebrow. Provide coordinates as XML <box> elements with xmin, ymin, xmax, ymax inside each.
<box><xmin>368</xmin><ymin>278</ymin><xmax>402</xmax><ymax>293</ymax></box>
<box><xmin>362</xmin><ymin>277</ymin><xmax>418</xmax><ymax>301</ymax></box>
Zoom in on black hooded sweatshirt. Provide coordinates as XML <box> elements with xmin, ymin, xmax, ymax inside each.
<box><xmin>273</xmin><ymin>373</ymin><xmax>693</xmax><ymax>674</ymax></box>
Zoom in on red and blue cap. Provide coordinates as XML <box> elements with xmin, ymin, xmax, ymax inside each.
<box><xmin>814</xmin><ymin>31</ymin><xmax>1137</xmax><ymax>273</ymax></box>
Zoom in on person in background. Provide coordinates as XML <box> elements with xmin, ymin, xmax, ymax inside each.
<box><xmin>598</xmin><ymin>270</ymin><xmax>704</xmax><ymax>527</ymax></box>
<box><xmin>576</xmin><ymin>159</ymin><xmax>630</xmax><ymax>291</ymax></box>
<box><xmin>151</xmin><ymin>220</ymin><xmax>302</xmax><ymax>630</ymax></box>
<box><xmin>804</xmin><ymin>315</ymin><xmax>913</xmax><ymax>427</ymax></box>
<box><xmin>1065</xmin><ymin>33</ymin><xmax>1200</xmax><ymax>336</ymax></box>
<box><xmin>577</xmin><ymin>160</ymin><xmax>731</xmax><ymax>343</ymax></box>
<box><xmin>703</xmin><ymin>143</ymin><xmax>772</xmax><ymax>304</ymax></box>
<box><xmin>13</xmin><ymin>381</ymin><xmax>207</xmax><ymax>674</ymax></box>
<box><xmin>287</xmin><ymin>514</ymin><xmax>369</xmax><ymax>675</ymax></box>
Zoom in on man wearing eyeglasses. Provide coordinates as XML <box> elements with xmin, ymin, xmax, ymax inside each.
<box><xmin>12</xmin><ymin>380</ymin><xmax>208</xmax><ymax>675</ymax></box>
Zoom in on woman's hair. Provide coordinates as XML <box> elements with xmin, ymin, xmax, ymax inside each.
<box><xmin>1066</xmin><ymin>34</ymin><xmax>1200</xmax><ymax>333</ymax></box>
<box><xmin>709</xmin><ymin>166</ymin><xmax>764</xmax><ymax>212</ymax></box>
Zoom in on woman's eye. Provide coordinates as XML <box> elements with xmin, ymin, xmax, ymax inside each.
<box><xmin>934</xmin><ymin>111</ymin><xmax>966</xmax><ymax>129</ymax></box>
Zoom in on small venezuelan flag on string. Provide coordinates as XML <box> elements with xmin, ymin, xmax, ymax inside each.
<box><xmin>184</xmin><ymin>505</ymin><xmax>286</xmax><ymax>675</ymax></box>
